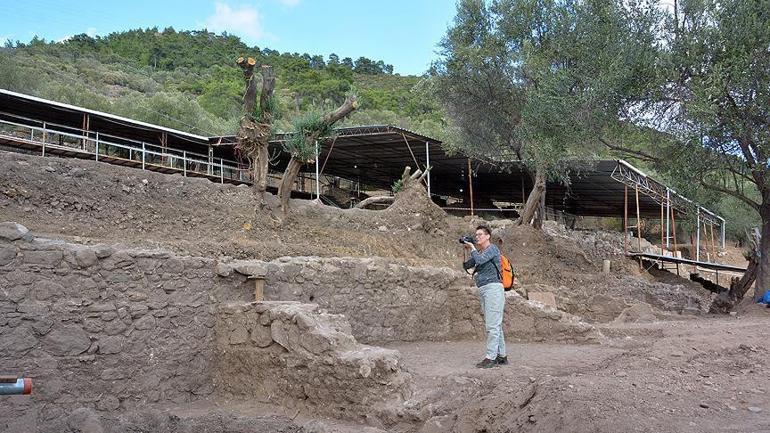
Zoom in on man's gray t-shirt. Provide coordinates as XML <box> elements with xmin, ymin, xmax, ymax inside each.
<box><xmin>463</xmin><ymin>244</ymin><xmax>501</xmax><ymax>288</ymax></box>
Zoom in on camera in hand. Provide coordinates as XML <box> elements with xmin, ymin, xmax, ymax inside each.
<box><xmin>459</xmin><ymin>235</ymin><xmax>475</xmax><ymax>244</ymax></box>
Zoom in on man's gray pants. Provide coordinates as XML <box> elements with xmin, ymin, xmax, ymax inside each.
<box><xmin>478</xmin><ymin>282</ymin><xmax>506</xmax><ymax>360</ymax></box>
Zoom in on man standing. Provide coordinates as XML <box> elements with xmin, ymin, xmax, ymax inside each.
<box><xmin>463</xmin><ymin>225</ymin><xmax>508</xmax><ymax>368</ymax></box>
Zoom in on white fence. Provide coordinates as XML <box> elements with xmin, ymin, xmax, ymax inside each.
<box><xmin>0</xmin><ymin>115</ymin><xmax>250</xmax><ymax>184</ymax></box>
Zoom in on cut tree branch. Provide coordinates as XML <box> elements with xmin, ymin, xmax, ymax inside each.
<box><xmin>355</xmin><ymin>196</ymin><xmax>395</xmax><ymax>209</ymax></box>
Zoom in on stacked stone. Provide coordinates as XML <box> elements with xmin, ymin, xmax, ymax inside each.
<box><xmin>214</xmin><ymin>301</ymin><xmax>412</xmax><ymax>420</ymax></box>
<box><xmin>218</xmin><ymin>256</ymin><xmax>600</xmax><ymax>344</ymax></box>
<box><xmin>0</xmin><ymin>222</ymin><xmax>231</xmax><ymax>418</ymax></box>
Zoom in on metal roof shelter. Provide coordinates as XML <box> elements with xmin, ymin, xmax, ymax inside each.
<box><xmin>0</xmin><ymin>89</ymin><xmax>232</xmax><ymax>159</ymax></box>
<box><xmin>0</xmin><ymin>88</ymin><xmax>725</xmax><ymax>251</ymax></box>
<box><xmin>213</xmin><ymin>125</ymin><xmax>446</xmax><ymax>196</ymax></box>
<box><xmin>215</xmin><ymin>127</ymin><xmax>707</xmax><ymax>218</ymax></box>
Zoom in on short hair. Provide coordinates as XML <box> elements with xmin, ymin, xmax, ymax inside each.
<box><xmin>475</xmin><ymin>225</ymin><xmax>491</xmax><ymax>236</ymax></box>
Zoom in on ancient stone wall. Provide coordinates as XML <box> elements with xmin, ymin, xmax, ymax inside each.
<box><xmin>0</xmin><ymin>223</ymin><xmax>415</xmax><ymax>426</ymax></box>
<box><xmin>0</xmin><ymin>223</ymin><xmax>240</xmax><ymax>421</ymax></box>
<box><xmin>218</xmin><ymin>256</ymin><xmax>600</xmax><ymax>344</ymax></box>
<box><xmin>214</xmin><ymin>301</ymin><xmax>412</xmax><ymax>420</ymax></box>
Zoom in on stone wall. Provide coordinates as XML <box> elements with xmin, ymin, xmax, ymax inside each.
<box><xmin>0</xmin><ymin>223</ymin><xmax>242</xmax><ymax>421</ymax></box>
<box><xmin>218</xmin><ymin>256</ymin><xmax>600</xmax><ymax>344</ymax></box>
<box><xmin>0</xmin><ymin>222</ymin><xmax>597</xmax><ymax>429</ymax></box>
<box><xmin>214</xmin><ymin>301</ymin><xmax>412</xmax><ymax>420</ymax></box>
<box><xmin>0</xmin><ymin>223</ymin><xmax>414</xmax><ymax>427</ymax></box>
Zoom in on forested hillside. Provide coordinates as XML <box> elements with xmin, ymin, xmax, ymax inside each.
<box><xmin>0</xmin><ymin>28</ymin><xmax>444</xmax><ymax>137</ymax></box>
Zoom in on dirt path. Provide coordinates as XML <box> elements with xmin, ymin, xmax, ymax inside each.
<box><xmin>384</xmin><ymin>310</ymin><xmax>769</xmax><ymax>433</ymax></box>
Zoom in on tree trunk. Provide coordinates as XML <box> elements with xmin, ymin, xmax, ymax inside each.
<box><xmin>236</xmin><ymin>60</ymin><xmax>275</xmax><ymax>208</ymax></box>
<box><xmin>755</xmin><ymin>203</ymin><xmax>769</xmax><ymax>301</ymax></box>
<box><xmin>278</xmin><ymin>158</ymin><xmax>303</xmax><ymax>213</ymax></box>
<box><xmin>254</xmin><ymin>144</ymin><xmax>270</xmax><ymax>204</ymax></box>
<box><xmin>277</xmin><ymin>96</ymin><xmax>357</xmax><ymax>213</ymax></box>
<box><xmin>533</xmin><ymin>186</ymin><xmax>546</xmax><ymax>229</ymax></box>
<box><xmin>709</xmin><ymin>225</ymin><xmax>762</xmax><ymax>313</ymax></box>
<box><xmin>518</xmin><ymin>169</ymin><xmax>546</xmax><ymax>226</ymax></box>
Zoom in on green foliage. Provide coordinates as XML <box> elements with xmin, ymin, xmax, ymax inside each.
<box><xmin>112</xmin><ymin>92</ymin><xmax>235</xmax><ymax>135</ymax></box>
<box><xmin>0</xmin><ymin>52</ymin><xmax>40</xmax><ymax>93</ymax></box>
<box><xmin>283</xmin><ymin>111</ymin><xmax>335</xmax><ymax>161</ymax></box>
<box><xmin>2</xmin><ymin>29</ymin><xmax>430</xmax><ymax>141</ymax></box>
<box><xmin>391</xmin><ymin>178</ymin><xmax>404</xmax><ymax>194</ymax></box>
<box><xmin>196</xmin><ymin>65</ymin><xmax>242</xmax><ymax>119</ymax></box>
<box><xmin>432</xmin><ymin>0</ymin><xmax>659</xmax><ymax>181</ymax></box>
<box><xmin>645</xmin><ymin>0</ymin><xmax>770</xmax><ymax>211</ymax></box>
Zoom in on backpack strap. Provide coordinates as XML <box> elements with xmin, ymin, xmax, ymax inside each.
<box><xmin>490</xmin><ymin>258</ymin><xmax>503</xmax><ymax>283</ymax></box>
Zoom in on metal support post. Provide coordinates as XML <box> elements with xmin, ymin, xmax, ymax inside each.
<box><xmin>95</xmin><ymin>135</ymin><xmax>99</xmax><ymax>161</ymax></box>
<box><xmin>635</xmin><ymin>184</ymin><xmax>642</xmax><ymax>270</ymax></box>
<box><xmin>696</xmin><ymin>207</ymin><xmax>701</xmax><ymax>262</ymax></box>
<box><xmin>666</xmin><ymin>188</ymin><xmax>671</xmax><ymax>249</ymax></box>
<box><xmin>183</xmin><ymin>151</ymin><xmax>187</xmax><ymax>177</ymax></box>
<box><xmin>624</xmin><ymin>184</ymin><xmax>628</xmax><ymax>255</ymax></box>
<box><xmin>720</xmin><ymin>218</ymin><xmax>726</xmax><ymax>249</ymax></box>
<box><xmin>208</xmin><ymin>146</ymin><xmax>213</xmax><ymax>176</ymax></box>
<box><xmin>142</xmin><ymin>143</ymin><xmax>146</xmax><ymax>170</ymax></box>
<box><xmin>315</xmin><ymin>140</ymin><xmax>320</xmax><ymax>200</ymax></box>
<box><xmin>467</xmin><ymin>158</ymin><xmax>474</xmax><ymax>216</ymax></box>
<box><xmin>220</xmin><ymin>158</ymin><xmax>224</xmax><ymax>183</ymax></box>
<box><xmin>425</xmin><ymin>140</ymin><xmax>431</xmax><ymax>197</ymax></box>
<box><xmin>660</xmin><ymin>197</ymin><xmax>664</xmax><ymax>257</ymax></box>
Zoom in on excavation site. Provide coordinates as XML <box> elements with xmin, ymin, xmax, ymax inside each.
<box><xmin>1</xmin><ymin>148</ymin><xmax>768</xmax><ymax>433</ymax></box>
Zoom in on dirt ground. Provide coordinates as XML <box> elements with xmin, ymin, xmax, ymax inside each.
<box><xmin>388</xmin><ymin>305</ymin><xmax>769</xmax><ymax>433</ymax></box>
<box><xmin>2</xmin><ymin>151</ymin><xmax>769</xmax><ymax>432</ymax></box>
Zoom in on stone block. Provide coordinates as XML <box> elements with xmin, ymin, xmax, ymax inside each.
<box><xmin>43</xmin><ymin>325</ymin><xmax>90</xmax><ymax>356</ymax></box>
<box><xmin>215</xmin><ymin>262</ymin><xmax>232</xmax><ymax>277</ymax></box>
<box><xmin>233</xmin><ymin>261</ymin><xmax>268</xmax><ymax>277</ymax></box>
<box><xmin>0</xmin><ymin>222</ymin><xmax>29</xmax><ymax>241</ymax></box>
<box><xmin>22</xmin><ymin>250</ymin><xmax>63</xmax><ymax>268</ymax></box>
<box><xmin>528</xmin><ymin>292</ymin><xmax>558</xmax><ymax>309</ymax></box>
<box><xmin>74</xmin><ymin>249</ymin><xmax>98</xmax><ymax>268</ymax></box>
<box><xmin>32</xmin><ymin>280</ymin><xmax>65</xmax><ymax>301</ymax></box>
<box><xmin>0</xmin><ymin>326</ymin><xmax>36</xmax><ymax>355</ymax></box>
<box><xmin>88</xmin><ymin>303</ymin><xmax>116</xmax><ymax>313</ymax></box>
<box><xmin>133</xmin><ymin>315</ymin><xmax>156</xmax><ymax>331</ymax></box>
<box><xmin>0</xmin><ymin>245</ymin><xmax>17</xmax><ymax>266</ymax></box>
<box><xmin>250</xmin><ymin>324</ymin><xmax>273</xmax><ymax>347</ymax></box>
<box><xmin>229</xmin><ymin>327</ymin><xmax>249</xmax><ymax>345</ymax></box>
<box><xmin>98</xmin><ymin>336</ymin><xmax>124</xmax><ymax>354</ymax></box>
<box><xmin>162</xmin><ymin>258</ymin><xmax>185</xmax><ymax>273</ymax></box>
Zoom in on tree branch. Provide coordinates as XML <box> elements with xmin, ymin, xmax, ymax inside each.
<box><xmin>321</xmin><ymin>96</ymin><xmax>358</xmax><ymax>125</ymax></box>
<box><xmin>698</xmin><ymin>179</ymin><xmax>761</xmax><ymax>212</ymax></box>
<box><xmin>258</xmin><ymin>65</ymin><xmax>276</xmax><ymax>123</ymax></box>
<box><xmin>598</xmin><ymin>136</ymin><xmax>659</xmax><ymax>162</ymax></box>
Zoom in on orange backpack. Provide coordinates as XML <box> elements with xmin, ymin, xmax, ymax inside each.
<box><xmin>499</xmin><ymin>255</ymin><xmax>515</xmax><ymax>291</ymax></box>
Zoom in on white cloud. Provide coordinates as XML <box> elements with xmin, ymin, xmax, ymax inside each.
<box><xmin>204</xmin><ymin>2</ymin><xmax>267</xmax><ymax>41</ymax></box>
<box><xmin>55</xmin><ymin>27</ymin><xmax>97</xmax><ymax>43</ymax></box>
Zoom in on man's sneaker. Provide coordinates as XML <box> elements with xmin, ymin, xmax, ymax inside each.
<box><xmin>495</xmin><ymin>355</ymin><xmax>509</xmax><ymax>365</ymax></box>
<box><xmin>475</xmin><ymin>358</ymin><xmax>497</xmax><ymax>369</ymax></box>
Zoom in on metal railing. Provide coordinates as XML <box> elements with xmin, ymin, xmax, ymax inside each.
<box><xmin>0</xmin><ymin>115</ymin><xmax>250</xmax><ymax>184</ymax></box>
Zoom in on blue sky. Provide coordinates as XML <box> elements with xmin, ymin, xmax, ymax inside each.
<box><xmin>0</xmin><ymin>0</ymin><xmax>458</xmax><ymax>75</ymax></box>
